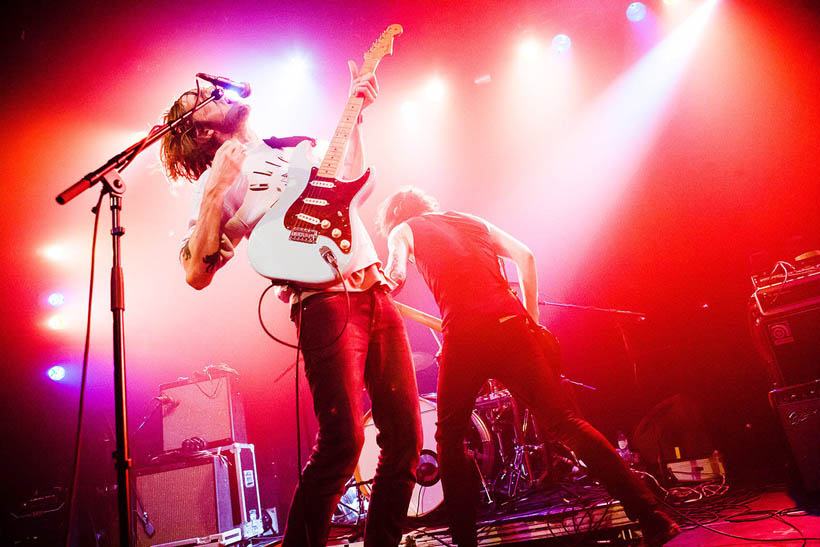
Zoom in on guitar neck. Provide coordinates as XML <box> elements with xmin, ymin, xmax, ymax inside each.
<box><xmin>393</xmin><ymin>301</ymin><xmax>443</xmax><ymax>333</ymax></box>
<box><xmin>317</xmin><ymin>58</ymin><xmax>380</xmax><ymax>179</ymax></box>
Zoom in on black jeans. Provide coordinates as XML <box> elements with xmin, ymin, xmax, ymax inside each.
<box><xmin>436</xmin><ymin>316</ymin><xmax>659</xmax><ymax>547</ymax></box>
<box><xmin>282</xmin><ymin>287</ymin><xmax>422</xmax><ymax>547</ymax></box>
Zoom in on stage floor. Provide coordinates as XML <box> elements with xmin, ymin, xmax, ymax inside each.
<box><xmin>257</xmin><ymin>482</ymin><xmax>820</xmax><ymax>546</ymax></box>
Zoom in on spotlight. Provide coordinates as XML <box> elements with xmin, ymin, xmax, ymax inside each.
<box><xmin>400</xmin><ymin>100</ymin><xmax>419</xmax><ymax>121</ymax></box>
<box><xmin>551</xmin><ymin>34</ymin><xmax>572</xmax><ymax>54</ymax></box>
<box><xmin>224</xmin><ymin>88</ymin><xmax>244</xmax><ymax>102</ymax></box>
<box><xmin>47</xmin><ymin>292</ymin><xmax>65</xmax><ymax>307</ymax></box>
<box><xmin>47</xmin><ymin>365</ymin><xmax>66</xmax><ymax>382</ymax></box>
<box><xmin>518</xmin><ymin>38</ymin><xmax>542</xmax><ymax>62</ymax></box>
<box><xmin>626</xmin><ymin>2</ymin><xmax>647</xmax><ymax>22</ymax></box>
<box><xmin>283</xmin><ymin>55</ymin><xmax>310</xmax><ymax>82</ymax></box>
<box><xmin>47</xmin><ymin>315</ymin><xmax>65</xmax><ymax>330</ymax></box>
<box><xmin>423</xmin><ymin>77</ymin><xmax>447</xmax><ymax>102</ymax></box>
<box><xmin>474</xmin><ymin>74</ymin><xmax>492</xmax><ymax>85</ymax></box>
<box><xmin>41</xmin><ymin>244</ymin><xmax>68</xmax><ymax>262</ymax></box>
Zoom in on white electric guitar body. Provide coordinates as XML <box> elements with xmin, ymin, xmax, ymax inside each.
<box><xmin>247</xmin><ymin>24</ymin><xmax>402</xmax><ymax>289</ymax></box>
<box><xmin>248</xmin><ymin>141</ymin><xmax>373</xmax><ymax>288</ymax></box>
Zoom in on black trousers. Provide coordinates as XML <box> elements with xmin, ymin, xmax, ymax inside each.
<box><xmin>436</xmin><ymin>315</ymin><xmax>659</xmax><ymax>547</ymax></box>
<box><xmin>282</xmin><ymin>287</ymin><xmax>423</xmax><ymax>547</ymax></box>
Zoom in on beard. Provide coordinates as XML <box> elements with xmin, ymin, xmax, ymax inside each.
<box><xmin>217</xmin><ymin>103</ymin><xmax>251</xmax><ymax>135</ymax></box>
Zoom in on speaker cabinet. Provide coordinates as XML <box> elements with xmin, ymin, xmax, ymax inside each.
<box><xmin>770</xmin><ymin>379</ymin><xmax>820</xmax><ymax>491</ymax></box>
<box><xmin>134</xmin><ymin>456</ymin><xmax>237</xmax><ymax>547</ymax></box>
<box><xmin>160</xmin><ymin>371</ymin><xmax>247</xmax><ymax>452</ymax></box>
<box><xmin>133</xmin><ymin>444</ymin><xmax>262</xmax><ymax>546</ymax></box>
<box><xmin>750</xmin><ymin>301</ymin><xmax>820</xmax><ymax>389</ymax></box>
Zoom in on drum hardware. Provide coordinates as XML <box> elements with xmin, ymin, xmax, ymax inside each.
<box><xmin>354</xmin><ymin>397</ymin><xmax>495</xmax><ymax>520</ymax></box>
<box><xmin>416</xmin><ymin>449</ymin><xmax>440</xmax><ymax>487</ymax></box>
<box><xmin>349</xmin><ymin>379</ymin><xmax>595</xmax><ymax>521</ymax></box>
<box><xmin>331</xmin><ymin>477</ymin><xmax>372</xmax><ymax>526</ymax></box>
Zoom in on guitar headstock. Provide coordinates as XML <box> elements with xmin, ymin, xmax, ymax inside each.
<box><xmin>364</xmin><ymin>24</ymin><xmax>403</xmax><ymax>61</ymax></box>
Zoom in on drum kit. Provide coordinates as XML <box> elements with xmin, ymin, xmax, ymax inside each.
<box><xmin>334</xmin><ymin>378</ymin><xmax>587</xmax><ymax>525</ymax></box>
<box><xmin>331</xmin><ymin>297</ymin><xmax>647</xmax><ymax>526</ymax></box>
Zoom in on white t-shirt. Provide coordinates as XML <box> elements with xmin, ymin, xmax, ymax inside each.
<box><xmin>183</xmin><ymin>139</ymin><xmax>384</xmax><ymax>289</ymax></box>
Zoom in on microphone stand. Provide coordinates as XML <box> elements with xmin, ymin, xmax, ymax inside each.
<box><xmin>55</xmin><ymin>87</ymin><xmax>225</xmax><ymax>547</ymax></box>
<box><xmin>538</xmin><ymin>299</ymin><xmax>647</xmax><ymax>386</ymax></box>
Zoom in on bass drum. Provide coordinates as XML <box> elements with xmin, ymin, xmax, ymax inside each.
<box><xmin>355</xmin><ymin>397</ymin><xmax>495</xmax><ymax>519</ymax></box>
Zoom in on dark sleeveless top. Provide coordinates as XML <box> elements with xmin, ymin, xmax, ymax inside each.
<box><xmin>406</xmin><ymin>212</ymin><xmax>526</xmax><ymax>334</ymax></box>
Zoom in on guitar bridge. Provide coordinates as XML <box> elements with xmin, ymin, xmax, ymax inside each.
<box><xmin>289</xmin><ymin>228</ymin><xmax>318</xmax><ymax>244</ymax></box>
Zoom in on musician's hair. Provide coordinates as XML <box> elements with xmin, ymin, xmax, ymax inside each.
<box><xmin>159</xmin><ymin>90</ymin><xmax>220</xmax><ymax>182</ymax></box>
<box><xmin>375</xmin><ymin>186</ymin><xmax>439</xmax><ymax>237</ymax></box>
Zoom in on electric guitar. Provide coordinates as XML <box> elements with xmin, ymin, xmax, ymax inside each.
<box><xmin>248</xmin><ymin>25</ymin><xmax>403</xmax><ymax>288</ymax></box>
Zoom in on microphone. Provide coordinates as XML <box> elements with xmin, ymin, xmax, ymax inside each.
<box><xmin>195</xmin><ymin>73</ymin><xmax>251</xmax><ymax>98</ymax></box>
<box><xmin>154</xmin><ymin>394</ymin><xmax>180</xmax><ymax>408</ymax></box>
<box><xmin>136</xmin><ymin>511</ymin><xmax>155</xmax><ymax>537</ymax></box>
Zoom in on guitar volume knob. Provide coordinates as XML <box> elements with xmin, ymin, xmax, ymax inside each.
<box><xmin>331</xmin><ymin>228</ymin><xmax>342</xmax><ymax>238</ymax></box>
<box><xmin>321</xmin><ymin>219</ymin><xmax>331</xmax><ymax>229</ymax></box>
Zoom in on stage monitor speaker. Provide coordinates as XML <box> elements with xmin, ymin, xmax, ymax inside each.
<box><xmin>133</xmin><ymin>455</ymin><xmax>237</xmax><ymax>547</ymax></box>
<box><xmin>769</xmin><ymin>379</ymin><xmax>820</xmax><ymax>491</ymax></box>
<box><xmin>160</xmin><ymin>371</ymin><xmax>247</xmax><ymax>452</ymax></box>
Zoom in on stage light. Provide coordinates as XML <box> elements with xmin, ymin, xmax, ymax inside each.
<box><xmin>400</xmin><ymin>100</ymin><xmax>419</xmax><ymax>122</ymax></box>
<box><xmin>423</xmin><ymin>77</ymin><xmax>447</xmax><ymax>102</ymax></box>
<box><xmin>224</xmin><ymin>88</ymin><xmax>244</xmax><ymax>102</ymax></box>
<box><xmin>283</xmin><ymin>55</ymin><xmax>310</xmax><ymax>83</ymax></box>
<box><xmin>518</xmin><ymin>38</ymin><xmax>543</xmax><ymax>62</ymax></box>
<box><xmin>47</xmin><ymin>292</ymin><xmax>65</xmax><ymax>307</ymax></box>
<box><xmin>474</xmin><ymin>74</ymin><xmax>492</xmax><ymax>85</ymax></box>
<box><xmin>47</xmin><ymin>315</ymin><xmax>65</xmax><ymax>330</ymax></box>
<box><xmin>627</xmin><ymin>2</ymin><xmax>648</xmax><ymax>22</ymax></box>
<box><xmin>41</xmin><ymin>244</ymin><xmax>68</xmax><ymax>262</ymax></box>
<box><xmin>47</xmin><ymin>365</ymin><xmax>66</xmax><ymax>382</ymax></box>
<box><xmin>551</xmin><ymin>34</ymin><xmax>572</xmax><ymax>54</ymax></box>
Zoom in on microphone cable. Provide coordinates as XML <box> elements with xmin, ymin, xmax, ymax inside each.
<box><xmin>63</xmin><ymin>190</ymin><xmax>105</xmax><ymax>547</ymax></box>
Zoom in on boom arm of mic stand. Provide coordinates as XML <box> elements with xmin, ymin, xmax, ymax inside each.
<box><xmin>55</xmin><ymin>88</ymin><xmax>225</xmax><ymax>204</ymax></box>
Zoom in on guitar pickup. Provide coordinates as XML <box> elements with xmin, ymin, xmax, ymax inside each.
<box><xmin>289</xmin><ymin>228</ymin><xmax>318</xmax><ymax>244</ymax></box>
<box><xmin>295</xmin><ymin>213</ymin><xmax>320</xmax><ymax>225</ymax></box>
<box><xmin>302</xmin><ymin>198</ymin><xmax>328</xmax><ymax>206</ymax></box>
<box><xmin>310</xmin><ymin>180</ymin><xmax>335</xmax><ymax>189</ymax></box>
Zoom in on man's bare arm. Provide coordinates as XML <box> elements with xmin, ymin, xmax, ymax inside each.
<box><xmin>386</xmin><ymin>223</ymin><xmax>413</xmax><ymax>290</ymax></box>
<box><xmin>339</xmin><ymin>61</ymin><xmax>378</xmax><ymax>180</ymax></box>
<box><xmin>182</xmin><ymin>139</ymin><xmax>247</xmax><ymax>289</ymax></box>
<box><xmin>485</xmin><ymin>221</ymin><xmax>540</xmax><ymax>323</ymax></box>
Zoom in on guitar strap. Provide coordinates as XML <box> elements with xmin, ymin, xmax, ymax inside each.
<box><xmin>263</xmin><ymin>135</ymin><xmax>316</xmax><ymax>149</ymax></box>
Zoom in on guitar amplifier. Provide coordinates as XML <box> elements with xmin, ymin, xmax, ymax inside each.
<box><xmin>134</xmin><ymin>443</ymin><xmax>263</xmax><ymax>546</ymax></box>
<box><xmin>769</xmin><ymin>380</ymin><xmax>820</xmax><ymax>491</ymax></box>
<box><xmin>750</xmin><ymin>265</ymin><xmax>820</xmax><ymax>388</ymax></box>
<box><xmin>160</xmin><ymin>370</ymin><xmax>247</xmax><ymax>451</ymax></box>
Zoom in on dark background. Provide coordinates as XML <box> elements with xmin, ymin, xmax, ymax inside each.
<box><xmin>2</xmin><ymin>0</ymin><xmax>819</xmax><ymax>542</ymax></box>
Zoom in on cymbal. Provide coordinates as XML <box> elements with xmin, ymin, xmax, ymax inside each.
<box><xmin>412</xmin><ymin>352</ymin><xmax>437</xmax><ymax>371</ymax></box>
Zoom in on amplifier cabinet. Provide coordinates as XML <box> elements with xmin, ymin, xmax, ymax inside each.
<box><xmin>770</xmin><ymin>379</ymin><xmax>820</xmax><ymax>491</ymax></box>
<box><xmin>750</xmin><ymin>300</ymin><xmax>820</xmax><ymax>389</ymax></box>
<box><xmin>133</xmin><ymin>443</ymin><xmax>263</xmax><ymax>545</ymax></box>
<box><xmin>160</xmin><ymin>371</ymin><xmax>247</xmax><ymax>451</ymax></box>
<box><xmin>133</xmin><ymin>456</ymin><xmax>237</xmax><ymax>547</ymax></box>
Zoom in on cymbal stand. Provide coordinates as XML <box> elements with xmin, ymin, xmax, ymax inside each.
<box><xmin>538</xmin><ymin>299</ymin><xmax>647</xmax><ymax>386</ymax></box>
